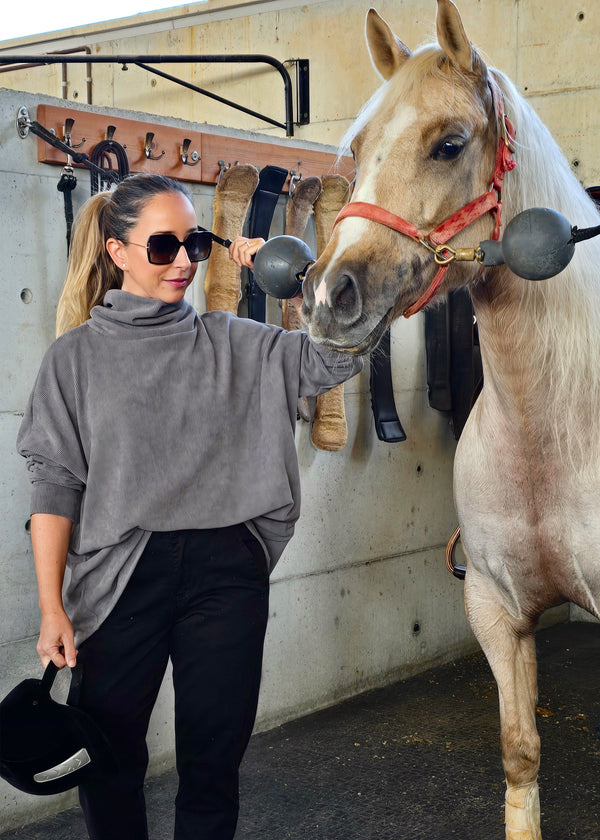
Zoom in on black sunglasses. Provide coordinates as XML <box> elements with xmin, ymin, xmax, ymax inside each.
<box><xmin>129</xmin><ymin>228</ymin><xmax>232</xmax><ymax>265</ymax></box>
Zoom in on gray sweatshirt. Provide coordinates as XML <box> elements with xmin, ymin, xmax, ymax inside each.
<box><xmin>17</xmin><ymin>290</ymin><xmax>363</xmax><ymax>645</ymax></box>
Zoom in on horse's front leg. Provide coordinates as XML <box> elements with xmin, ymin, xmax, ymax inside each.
<box><xmin>465</xmin><ymin>569</ymin><xmax>542</xmax><ymax>840</ymax></box>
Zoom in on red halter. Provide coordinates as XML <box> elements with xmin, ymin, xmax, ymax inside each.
<box><xmin>333</xmin><ymin>81</ymin><xmax>516</xmax><ymax>318</ymax></box>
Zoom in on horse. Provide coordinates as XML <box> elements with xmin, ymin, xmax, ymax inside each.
<box><xmin>301</xmin><ymin>2</ymin><xmax>600</xmax><ymax>838</ymax></box>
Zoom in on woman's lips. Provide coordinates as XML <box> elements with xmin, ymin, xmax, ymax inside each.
<box><xmin>164</xmin><ymin>278</ymin><xmax>189</xmax><ymax>289</ymax></box>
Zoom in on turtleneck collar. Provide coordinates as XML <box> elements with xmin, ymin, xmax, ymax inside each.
<box><xmin>88</xmin><ymin>289</ymin><xmax>197</xmax><ymax>337</ymax></box>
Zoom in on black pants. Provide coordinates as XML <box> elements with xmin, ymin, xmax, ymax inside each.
<box><xmin>72</xmin><ymin>525</ymin><xmax>270</xmax><ymax>840</ymax></box>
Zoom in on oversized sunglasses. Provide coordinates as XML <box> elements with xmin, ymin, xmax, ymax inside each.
<box><xmin>129</xmin><ymin>228</ymin><xmax>232</xmax><ymax>265</ymax></box>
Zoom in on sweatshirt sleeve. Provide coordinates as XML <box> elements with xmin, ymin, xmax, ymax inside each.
<box><xmin>23</xmin><ymin>455</ymin><xmax>83</xmax><ymax>521</ymax></box>
<box><xmin>297</xmin><ymin>334</ymin><xmax>363</xmax><ymax>397</ymax></box>
<box><xmin>17</xmin><ymin>336</ymin><xmax>87</xmax><ymax>522</ymax></box>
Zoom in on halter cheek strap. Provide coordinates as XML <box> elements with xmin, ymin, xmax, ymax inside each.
<box><xmin>332</xmin><ymin>80</ymin><xmax>516</xmax><ymax>318</ymax></box>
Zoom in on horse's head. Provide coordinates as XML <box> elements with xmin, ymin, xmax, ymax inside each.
<box><xmin>302</xmin><ymin>0</ymin><xmax>509</xmax><ymax>353</ymax></box>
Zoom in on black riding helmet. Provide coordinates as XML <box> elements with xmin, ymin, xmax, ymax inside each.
<box><xmin>0</xmin><ymin>661</ymin><xmax>117</xmax><ymax>796</ymax></box>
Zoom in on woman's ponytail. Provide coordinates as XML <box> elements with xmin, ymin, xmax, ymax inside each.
<box><xmin>56</xmin><ymin>192</ymin><xmax>121</xmax><ymax>336</ymax></box>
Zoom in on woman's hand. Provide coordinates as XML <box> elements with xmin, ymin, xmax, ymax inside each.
<box><xmin>38</xmin><ymin>608</ymin><xmax>77</xmax><ymax>669</ymax></box>
<box><xmin>228</xmin><ymin>236</ymin><xmax>265</xmax><ymax>268</ymax></box>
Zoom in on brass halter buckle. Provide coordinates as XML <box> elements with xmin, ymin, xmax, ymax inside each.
<box><xmin>418</xmin><ymin>238</ymin><xmax>485</xmax><ymax>266</ymax></box>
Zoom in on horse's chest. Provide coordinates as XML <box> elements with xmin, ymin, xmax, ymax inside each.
<box><xmin>455</xmin><ymin>430</ymin><xmax>559</xmax><ymax>520</ymax></box>
<box><xmin>455</xmin><ymin>424</ymin><xmax>574</xmax><ymax>554</ymax></box>
<box><xmin>454</xmin><ymin>422</ymin><xmax>600</xmax><ymax>590</ymax></box>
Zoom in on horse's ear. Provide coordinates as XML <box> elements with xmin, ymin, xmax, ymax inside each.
<box><xmin>366</xmin><ymin>9</ymin><xmax>411</xmax><ymax>81</ymax></box>
<box><xmin>436</xmin><ymin>0</ymin><xmax>474</xmax><ymax>71</ymax></box>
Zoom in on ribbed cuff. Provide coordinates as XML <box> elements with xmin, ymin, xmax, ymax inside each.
<box><xmin>30</xmin><ymin>484</ymin><xmax>81</xmax><ymax>522</ymax></box>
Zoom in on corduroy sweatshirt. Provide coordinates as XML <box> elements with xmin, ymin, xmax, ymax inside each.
<box><xmin>17</xmin><ymin>290</ymin><xmax>363</xmax><ymax>645</ymax></box>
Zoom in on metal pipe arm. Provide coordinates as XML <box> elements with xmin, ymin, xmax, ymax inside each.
<box><xmin>0</xmin><ymin>53</ymin><xmax>296</xmax><ymax>135</ymax></box>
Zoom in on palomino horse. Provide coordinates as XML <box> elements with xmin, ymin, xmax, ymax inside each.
<box><xmin>302</xmin><ymin>2</ymin><xmax>600</xmax><ymax>838</ymax></box>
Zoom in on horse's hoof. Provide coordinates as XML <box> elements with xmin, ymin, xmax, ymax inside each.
<box><xmin>505</xmin><ymin>782</ymin><xmax>542</xmax><ymax>840</ymax></box>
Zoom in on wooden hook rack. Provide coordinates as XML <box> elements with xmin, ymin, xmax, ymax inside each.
<box><xmin>34</xmin><ymin>105</ymin><xmax>355</xmax><ymax>191</ymax></box>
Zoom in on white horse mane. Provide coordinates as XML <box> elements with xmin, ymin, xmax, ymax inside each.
<box><xmin>341</xmin><ymin>41</ymin><xmax>600</xmax><ymax>464</ymax></box>
<box><xmin>491</xmin><ymin>67</ymin><xmax>600</xmax><ymax>464</ymax></box>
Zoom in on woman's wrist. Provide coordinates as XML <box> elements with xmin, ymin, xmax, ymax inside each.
<box><xmin>39</xmin><ymin>600</ymin><xmax>67</xmax><ymax>617</ymax></box>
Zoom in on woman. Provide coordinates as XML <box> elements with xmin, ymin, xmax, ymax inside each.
<box><xmin>17</xmin><ymin>173</ymin><xmax>362</xmax><ymax>840</ymax></box>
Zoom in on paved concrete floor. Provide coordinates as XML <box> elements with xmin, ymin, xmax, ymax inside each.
<box><xmin>2</xmin><ymin>621</ymin><xmax>600</xmax><ymax>839</ymax></box>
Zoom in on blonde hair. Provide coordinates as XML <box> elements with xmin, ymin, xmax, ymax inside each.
<box><xmin>56</xmin><ymin>193</ymin><xmax>119</xmax><ymax>336</ymax></box>
<box><xmin>55</xmin><ymin>174</ymin><xmax>193</xmax><ymax>336</ymax></box>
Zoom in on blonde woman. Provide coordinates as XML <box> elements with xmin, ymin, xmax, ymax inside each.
<box><xmin>18</xmin><ymin>173</ymin><xmax>362</xmax><ymax>840</ymax></box>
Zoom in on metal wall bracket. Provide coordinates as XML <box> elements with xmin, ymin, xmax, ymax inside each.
<box><xmin>296</xmin><ymin>60</ymin><xmax>310</xmax><ymax>126</ymax></box>
<box><xmin>3</xmin><ymin>53</ymin><xmax>307</xmax><ymax>136</ymax></box>
<box><xmin>16</xmin><ymin>105</ymin><xmax>30</xmax><ymax>138</ymax></box>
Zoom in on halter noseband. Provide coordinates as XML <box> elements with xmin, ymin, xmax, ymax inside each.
<box><xmin>333</xmin><ymin>80</ymin><xmax>516</xmax><ymax>318</ymax></box>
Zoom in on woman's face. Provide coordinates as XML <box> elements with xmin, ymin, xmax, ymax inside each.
<box><xmin>107</xmin><ymin>191</ymin><xmax>199</xmax><ymax>303</ymax></box>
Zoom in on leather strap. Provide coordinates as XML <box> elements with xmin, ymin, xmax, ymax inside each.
<box><xmin>245</xmin><ymin>165</ymin><xmax>289</xmax><ymax>321</ymax></box>
<box><xmin>56</xmin><ymin>167</ymin><xmax>77</xmax><ymax>256</ymax></box>
<box><xmin>448</xmin><ymin>287</ymin><xmax>482</xmax><ymax>439</ymax></box>
<box><xmin>89</xmin><ymin>138</ymin><xmax>130</xmax><ymax>195</ymax></box>
<box><xmin>40</xmin><ymin>661</ymin><xmax>60</xmax><ymax>695</ymax></box>
<box><xmin>424</xmin><ymin>301</ymin><xmax>452</xmax><ymax>413</ymax></box>
<box><xmin>424</xmin><ymin>288</ymin><xmax>482</xmax><ymax>440</ymax></box>
<box><xmin>369</xmin><ymin>328</ymin><xmax>406</xmax><ymax>442</ymax></box>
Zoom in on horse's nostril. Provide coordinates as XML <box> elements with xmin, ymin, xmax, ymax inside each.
<box><xmin>334</xmin><ymin>274</ymin><xmax>359</xmax><ymax>314</ymax></box>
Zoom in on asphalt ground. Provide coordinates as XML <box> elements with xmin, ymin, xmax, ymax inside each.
<box><xmin>3</xmin><ymin>621</ymin><xmax>600</xmax><ymax>839</ymax></box>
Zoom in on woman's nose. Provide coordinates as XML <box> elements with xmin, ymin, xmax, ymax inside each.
<box><xmin>173</xmin><ymin>244</ymin><xmax>192</xmax><ymax>267</ymax></box>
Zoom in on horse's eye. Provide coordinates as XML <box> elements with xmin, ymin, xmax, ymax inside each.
<box><xmin>432</xmin><ymin>136</ymin><xmax>466</xmax><ymax>161</ymax></box>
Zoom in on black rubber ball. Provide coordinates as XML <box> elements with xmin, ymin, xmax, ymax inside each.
<box><xmin>252</xmin><ymin>235</ymin><xmax>315</xmax><ymax>298</ymax></box>
<box><xmin>501</xmin><ymin>207</ymin><xmax>575</xmax><ymax>281</ymax></box>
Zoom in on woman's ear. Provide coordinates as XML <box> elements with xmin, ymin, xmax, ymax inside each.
<box><xmin>106</xmin><ymin>237</ymin><xmax>126</xmax><ymax>268</ymax></box>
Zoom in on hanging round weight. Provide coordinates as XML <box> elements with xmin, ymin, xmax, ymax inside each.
<box><xmin>252</xmin><ymin>235</ymin><xmax>315</xmax><ymax>298</ymax></box>
<box><xmin>500</xmin><ymin>207</ymin><xmax>575</xmax><ymax>280</ymax></box>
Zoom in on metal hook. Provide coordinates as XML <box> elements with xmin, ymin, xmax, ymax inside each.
<box><xmin>63</xmin><ymin>118</ymin><xmax>86</xmax><ymax>149</ymax></box>
<box><xmin>217</xmin><ymin>160</ymin><xmax>231</xmax><ymax>184</ymax></box>
<box><xmin>144</xmin><ymin>132</ymin><xmax>165</xmax><ymax>161</ymax></box>
<box><xmin>289</xmin><ymin>170</ymin><xmax>302</xmax><ymax>196</ymax></box>
<box><xmin>180</xmin><ymin>138</ymin><xmax>200</xmax><ymax>166</ymax></box>
<box><xmin>106</xmin><ymin>125</ymin><xmax>117</xmax><ymax>141</ymax></box>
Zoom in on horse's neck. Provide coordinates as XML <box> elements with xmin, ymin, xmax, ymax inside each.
<box><xmin>469</xmin><ymin>265</ymin><xmax>600</xmax><ymax>465</ymax></box>
<box><xmin>471</xmin><ymin>276</ymin><xmax>538</xmax><ymax>432</ymax></box>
